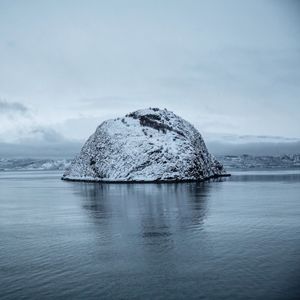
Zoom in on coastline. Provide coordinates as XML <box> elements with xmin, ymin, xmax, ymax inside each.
<box><xmin>61</xmin><ymin>173</ymin><xmax>231</xmax><ymax>183</ymax></box>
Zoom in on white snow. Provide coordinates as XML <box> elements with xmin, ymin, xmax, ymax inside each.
<box><xmin>62</xmin><ymin>108</ymin><xmax>227</xmax><ymax>182</ymax></box>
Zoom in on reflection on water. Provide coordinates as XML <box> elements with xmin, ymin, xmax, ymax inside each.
<box><xmin>77</xmin><ymin>182</ymin><xmax>211</xmax><ymax>251</ymax></box>
<box><xmin>0</xmin><ymin>171</ymin><xmax>300</xmax><ymax>300</ymax></box>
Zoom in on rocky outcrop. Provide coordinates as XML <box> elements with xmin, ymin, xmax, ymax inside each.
<box><xmin>62</xmin><ymin>108</ymin><xmax>229</xmax><ymax>182</ymax></box>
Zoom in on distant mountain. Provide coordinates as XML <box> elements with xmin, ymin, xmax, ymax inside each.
<box><xmin>63</xmin><ymin>108</ymin><xmax>228</xmax><ymax>182</ymax></box>
<box><xmin>0</xmin><ymin>158</ymin><xmax>71</xmax><ymax>171</ymax></box>
<box><xmin>206</xmin><ymin>135</ymin><xmax>300</xmax><ymax>156</ymax></box>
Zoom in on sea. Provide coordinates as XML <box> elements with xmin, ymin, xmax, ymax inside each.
<box><xmin>0</xmin><ymin>170</ymin><xmax>300</xmax><ymax>299</ymax></box>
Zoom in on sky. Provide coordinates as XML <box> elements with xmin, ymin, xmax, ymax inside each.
<box><xmin>0</xmin><ymin>0</ymin><xmax>300</xmax><ymax>157</ymax></box>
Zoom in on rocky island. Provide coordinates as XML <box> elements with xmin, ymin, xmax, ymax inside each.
<box><xmin>62</xmin><ymin>108</ymin><xmax>229</xmax><ymax>182</ymax></box>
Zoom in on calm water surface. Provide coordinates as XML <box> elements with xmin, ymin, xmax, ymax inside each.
<box><xmin>0</xmin><ymin>170</ymin><xmax>300</xmax><ymax>299</ymax></box>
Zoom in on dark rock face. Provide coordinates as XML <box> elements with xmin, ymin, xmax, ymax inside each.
<box><xmin>62</xmin><ymin>108</ymin><xmax>229</xmax><ymax>182</ymax></box>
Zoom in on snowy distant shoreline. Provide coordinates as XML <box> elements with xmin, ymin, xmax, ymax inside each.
<box><xmin>0</xmin><ymin>158</ymin><xmax>71</xmax><ymax>172</ymax></box>
<box><xmin>219</xmin><ymin>154</ymin><xmax>300</xmax><ymax>170</ymax></box>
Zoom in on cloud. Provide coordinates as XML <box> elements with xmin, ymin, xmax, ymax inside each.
<box><xmin>0</xmin><ymin>99</ymin><xmax>29</xmax><ymax>115</ymax></box>
<box><xmin>18</xmin><ymin>127</ymin><xmax>66</xmax><ymax>144</ymax></box>
<box><xmin>0</xmin><ymin>99</ymin><xmax>71</xmax><ymax>145</ymax></box>
<box><xmin>0</xmin><ymin>0</ymin><xmax>299</xmax><ymax>146</ymax></box>
<box><xmin>0</xmin><ymin>125</ymin><xmax>83</xmax><ymax>158</ymax></box>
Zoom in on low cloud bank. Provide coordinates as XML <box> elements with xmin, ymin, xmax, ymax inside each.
<box><xmin>0</xmin><ymin>99</ymin><xmax>29</xmax><ymax>115</ymax></box>
<box><xmin>0</xmin><ymin>141</ymin><xmax>82</xmax><ymax>159</ymax></box>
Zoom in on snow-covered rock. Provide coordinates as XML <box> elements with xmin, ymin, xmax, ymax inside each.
<box><xmin>62</xmin><ymin>108</ymin><xmax>228</xmax><ymax>182</ymax></box>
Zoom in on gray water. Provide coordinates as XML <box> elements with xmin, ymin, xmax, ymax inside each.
<box><xmin>0</xmin><ymin>170</ymin><xmax>300</xmax><ymax>300</ymax></box>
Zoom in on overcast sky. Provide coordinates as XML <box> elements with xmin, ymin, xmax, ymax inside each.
<box><xmin>0</xmin><ymin>0</ymin><xmax>300</xmax><ymax>156</ymax></box>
